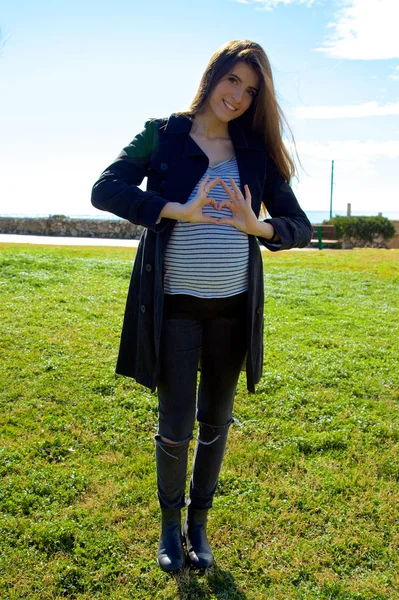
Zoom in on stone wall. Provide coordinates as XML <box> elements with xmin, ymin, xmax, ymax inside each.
<box><xmin>0</xmin><ymin>217</ymin><xmax>142</xmax><ymax>239</ymax></box>
<box><xmin>1</xmin><ymin>216</ymin><xmax>398</xmax><ymax>248</ymax></box>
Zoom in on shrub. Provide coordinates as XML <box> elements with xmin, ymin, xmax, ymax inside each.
<box><xmin>327</xmin><ymin>215</ymin><xmax>395</xmax><ymax>248</ymax></box>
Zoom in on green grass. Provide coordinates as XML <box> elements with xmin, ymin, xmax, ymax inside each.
<box><xmin>1</xmin><ymin>244</ymin><xmax>398</xmax><ymax>599</ymax></box>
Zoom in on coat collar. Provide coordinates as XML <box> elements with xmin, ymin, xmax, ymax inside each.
<box><xmin>163</xmin><ymin>112</ymin><xmax>264</xmax><ymax>153</ymax></box>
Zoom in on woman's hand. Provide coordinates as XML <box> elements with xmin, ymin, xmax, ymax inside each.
<box><xmin>216</xmin><ymin>179</ymin><xmax>260</xmax><ymax>235</ymax></box>
<box><xmin>159</xmin><ymin>176</ymin><xmax>223</xmax><ymax>224</ymax></box>
<box><xmin>179</xmin><ymin>175</ymin><xmax>223</xmax><ymax>224</ymax></box>
<box><xmin>217</xmin><ymin>179</ymin><xmax>276</xmax><ymax>240</ymax></box>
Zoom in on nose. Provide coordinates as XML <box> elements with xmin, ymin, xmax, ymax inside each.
<box><xmin>232</xmin><ymin>87</ymin><xmax>244</xmax><ymax>104</ymax></box>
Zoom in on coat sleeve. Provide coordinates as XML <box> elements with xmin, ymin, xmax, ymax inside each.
<box><xmin>257</xmin><ymin>158</ymin><xmax>313</xmax><ymax>252</ymax></box>
<box><xmin>91</xmin><ymin>119</ymin><xmax>170</xmax><ymax>231</ymax></box>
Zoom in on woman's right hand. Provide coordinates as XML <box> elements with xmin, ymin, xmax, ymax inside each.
<box><xmin>159</xmin><ymin>176</ymin><xmax>223</xmax><ymax>224</ymax></box>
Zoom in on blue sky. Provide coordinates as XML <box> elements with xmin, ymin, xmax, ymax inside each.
<box><xmin>1</xmin><ymin>0</ymin><xmax>398</xmax><ymax>218</ymax></box>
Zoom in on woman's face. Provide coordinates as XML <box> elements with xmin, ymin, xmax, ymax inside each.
<box><xmin>206</xmin><ymin>61</ymin><xmax>260</xmax><ymax>123</ymax></box>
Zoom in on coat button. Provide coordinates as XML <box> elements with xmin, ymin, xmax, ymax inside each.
<box><xmin>141</xmin><ymin>305</ymin><xmax>146</xmax><ymax>313</ymax></box>
<box><xmin>256</xmin><ymin>306</ymin><xmax>262</xmax><ymax>315</ymax></box>
<box><xmin>160</xmin><ymin>162</ymin><xmax>168</xmax><ymax>171</ymax></box>
<box><xmin>145</xmin><ymin>264</ymin><xmax>152</xmax><ymax>272</ymax></box>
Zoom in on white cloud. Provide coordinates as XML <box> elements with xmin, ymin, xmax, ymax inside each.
<box><xmin>294</xmin><ymin>139</ymin><xmax>399</xmax><ymax>211</ymax></box>
<box><xmin>318</xmin><ymin>0</ymin><xmax>399</xmax><ymax>60</ymax></box>
<box><xmin>236</xmin><ymin>0</ymin><xmax>399</xmax><ymax>60</ymax></box>
<box><xmin>293</xmin><ymin>101</ymin><xmax>399</xmax><ymax>119</ymax></box>
<box><xmin>297</xmin><ymin>139</ymin><xmax>399</xmax><ymax>168</ymax></box>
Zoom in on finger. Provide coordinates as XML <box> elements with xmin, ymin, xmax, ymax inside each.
<box><xmin>201</xmin><ymin>196</ymin><xmax>218</xmax><ymax>208</ymax></box>
<box><xmin>202</xmin><ymin>176</ymin><xmax>221</xmax><ymax>195</ymax></box>
<box><xmin>200</xmin><ymin>175</ymin><xmax>211</xmax><ymax>193</ymax></box>
<box><xmin>244</xmin><ymin>184</ymin><xmax>252</xmax><ymax>205</ymax></box>
<box><xmin>209</xmin><ymin>188</ymin><xmax>236</xmax><ymax>210</ymax></box>
<box><xmin>216</xmin><ymin>199</ymin><xmax>233</xmax><ymax>211</ymax></box>
<box><xmin>218</xmin><ymin>200</ymin><xmax>237</xmax><ymax>212</ymax></box>
<box><xmin>230</xmin><ymin>178</ymin><xmax>244</xmax><ymax>200</ymax></box>
<box><xmin>219</xmin><ymin>179</ymin><xmax>238</xmax><ymax>203</ymax></box>
<box><xmin>204</xmin><ymin>196</ymin><xmax>232</xmax><ymax>208</ymax></box>
<box><xmin>207</xmin><ymin>177</ymin><xmax>222</xmax><ymax>191</ymax></box>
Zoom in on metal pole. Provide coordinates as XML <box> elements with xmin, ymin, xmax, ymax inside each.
<box><xmin>329</xmin><ymin>160</ymin><xmax>334</xmax><ymax>220</ymax></box>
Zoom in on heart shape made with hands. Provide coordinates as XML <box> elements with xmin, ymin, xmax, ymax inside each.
<box><xmin>197</xmin><ymin>175</ymin><xmax>259</xmax><ymax>236</ymax></box>
<box><xmin>180</xmin><ymin>174</ymin><xmax>254</xmax><ymax>231</ymax></box>
<box><xmin>202</xmin><ymin>176</ymin><xmax>251</xmax><ymax>214</ymax></box>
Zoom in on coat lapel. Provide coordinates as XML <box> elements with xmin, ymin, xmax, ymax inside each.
<box><xmin>229</xmin><ymin>120</ymin><xmax>267</xmax><ymax>217</ymax></box>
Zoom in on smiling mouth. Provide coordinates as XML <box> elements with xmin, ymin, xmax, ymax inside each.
<box><xmin>223</xmin><ymin>99</ymin><xmax>238</xmax><ymax>112</ymax></box>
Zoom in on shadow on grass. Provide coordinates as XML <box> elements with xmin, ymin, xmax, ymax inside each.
<box><xmin>171</xmin><ymin>563</ymin><xmax>248</xmax><ymax>599</ymax></box>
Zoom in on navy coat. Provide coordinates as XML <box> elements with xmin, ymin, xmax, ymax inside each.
<box><xmin>91</xmin><ymin>113</ymin><xmax>313</xmax><ymax>392</ymax></box>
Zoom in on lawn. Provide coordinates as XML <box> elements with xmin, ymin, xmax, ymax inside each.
<box><xmin>0</xmin><ymin>244</ymin><xmax>398</xmax><ymax>600</ymax></box>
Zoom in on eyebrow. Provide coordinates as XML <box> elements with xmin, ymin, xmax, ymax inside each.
<box><xmin>229</xmin><ymin>72</ymin><xmax>259</xmax><ymax>93</ymax></box>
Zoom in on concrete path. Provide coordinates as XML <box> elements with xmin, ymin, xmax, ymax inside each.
<box><xmin>0</xmin><ymin>233</ymin><xmax>318</xmax><ymax>250</ymax></box>
<box><xmin>0</xmin><ymin>234</ymin><xmax>141</xmax><ymax>247</ymax></box>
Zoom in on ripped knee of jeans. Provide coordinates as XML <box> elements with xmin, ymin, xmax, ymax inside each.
<box><xmin>197</xmin><ymin>417</ymin><xmax>234</xmax><ymax>446</ymax></box>
<box><xmin>154</xmin><ymin>432</ymin><xmax>192</xmax><ymax>460</ymax></box>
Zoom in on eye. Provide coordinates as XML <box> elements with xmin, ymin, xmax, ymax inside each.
<box><xmin>228</xmin><ymin>76</ymin><xmax>237</xmax><ymax>84</ymax></box>
<box><xmin>248</xmin><ymin>89</ymin><xmax>257</xmax><ymax>98</ymax></box>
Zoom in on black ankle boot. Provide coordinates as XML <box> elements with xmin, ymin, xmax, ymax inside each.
<box><xmin>182</xmin><ymin>506</ymin><xmax>214</xmax><ymax>569</ymax></box>
<box><xmin>157</xmin><ymin>509</ymin><xmax>186</xmax><ymax>572</ymax></box>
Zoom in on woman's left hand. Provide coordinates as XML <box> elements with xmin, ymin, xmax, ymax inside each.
<box><xmin>216</xmin><ymin>179</ymin><xmax>260</xmax><ymax>235</ymax></box>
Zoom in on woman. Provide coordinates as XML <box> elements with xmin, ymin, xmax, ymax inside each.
<box><xmin>91</xmin><ymin>40</ymin><xmax>312</xmax><ymax>573</ymax></box>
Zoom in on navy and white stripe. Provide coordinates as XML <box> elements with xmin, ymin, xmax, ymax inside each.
<box><xmin>163</xmin><ymin>156</ymin><xmax>249</xmax><ymax>298</ymax></box>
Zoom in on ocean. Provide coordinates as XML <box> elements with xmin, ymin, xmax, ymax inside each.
<box><xmin>1</xmin><ymin>210</ymin><xmax>399</xmax><ymax>224</ymax></box>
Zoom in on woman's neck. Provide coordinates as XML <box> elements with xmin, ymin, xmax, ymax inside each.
<box><xmin>190</xmin><ymin>111</ymin><xmax>230</xmax><ymax>140</ymax></box>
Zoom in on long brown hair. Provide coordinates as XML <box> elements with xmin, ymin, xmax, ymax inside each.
<box><xmin>181</xmin><ymin>40</ymin><xmax>297</xmax><ymax>183</ymax></box>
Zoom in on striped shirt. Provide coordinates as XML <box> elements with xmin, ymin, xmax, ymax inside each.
<box><xmin>163</xmin><ymin>155</ymin><xmax>249</xmax><ymax>298</ymax></box>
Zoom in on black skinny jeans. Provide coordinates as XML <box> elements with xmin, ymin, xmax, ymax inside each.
<box><xmin>155</xmin><ymin>292</ymin><xmax>247</xmax><ymax>510</ymax></box>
